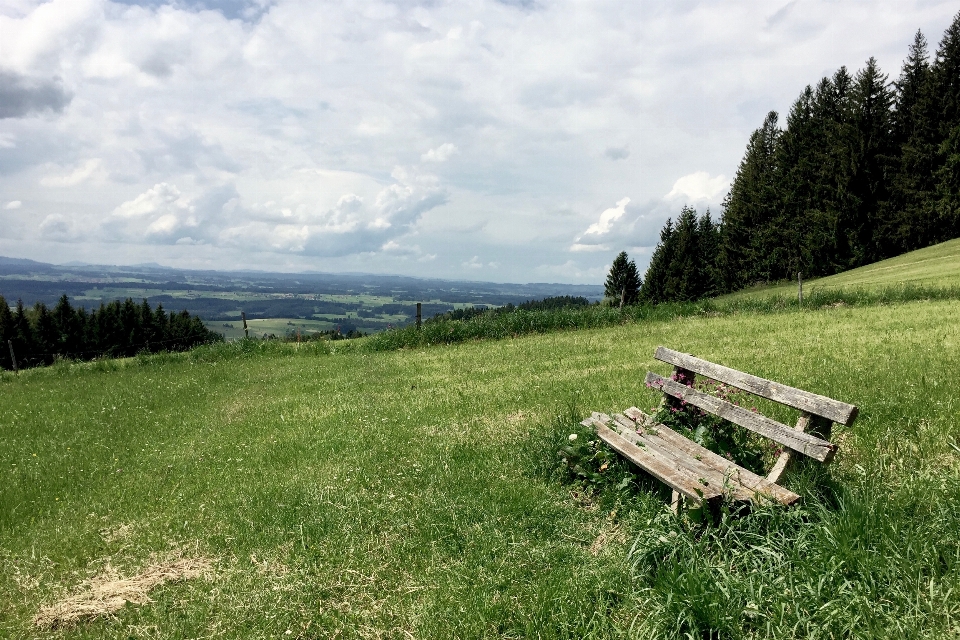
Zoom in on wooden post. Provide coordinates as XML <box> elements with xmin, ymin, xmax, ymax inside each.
<box><xmin>619</xmin><ymin>287</ymin><xmax>625</xmax><ymax>310</ymax></box>
<box><xmin>798</xmin><ymin>272</ymin><xmax>803</xmax><ymax>305</ymax></box>
<box><xmin>296</xmin><ymin>327</ymin><xmax>301</xmax><ymax>349</ymax></box>
<box><xmin>241</xmin><ymin>311</ymin><xmax>249</xmax><ymax>339</ymax></box>
<box><xmin>7</xmin><ymin>339</ymin><xmax>17</xmax><ymax>374</ymax></box>
<box><xmin>416</xmin><ymin>302</ymin><xmax>422</xmax><ymax>330</ymax></box>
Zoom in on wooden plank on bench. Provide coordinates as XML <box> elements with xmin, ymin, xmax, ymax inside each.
<box><xmin>607</xmin><ymin>413</ymin><xmax>759</xmax><ymax>502</ymax></box>
<box><xmin>653</xmin><ymin>346</ymin><xmax>858</xmax><ymax>426</ymax></box>
<box><xmin>645</xmin><ymin>372</ymin><xmax>837</xmax><ymax>462</ymax></box>
<box><xmin>583</xmin><ymin>416</ymin><xmax>722</xmax><ymax>505</ymax></box>
<box><xmin>622</xmin><ymin>408</ymin><xmax>800</xmax><ymax>505</ymax></box>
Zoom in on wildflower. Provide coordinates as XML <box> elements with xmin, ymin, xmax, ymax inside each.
<box><xmin>568</xmin><ymin>433</ymin><xmax>578</xmax><ymax>441</ymax></box>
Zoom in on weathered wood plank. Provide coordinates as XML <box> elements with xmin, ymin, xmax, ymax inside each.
<box><xmin>608</xmin><ymin>413</ymin><xmax>759</xmax><ymax>502</ymax></box>
<box><xmin>653</xmin><ymin>346</ymin><xmax>858</xmax><ymax>426</ymax></box>
<box><xmin>623</xmin><ymin>408</ymin><xmax>800</xmax><ymax>505</ymax></box>
<box><xmin>766</xmin><ymin>413</ymin><xmax>809</xmax><ymax>484</ymax></box>
<box><xmin>645</xmin><ymin>372</ymin><xmax>837</xmax><ymax>462</ymax></box>
<box><xmin>586</xmin><ymin>418</ymin><xmax>722</xmax><ymax>504</ymax></box>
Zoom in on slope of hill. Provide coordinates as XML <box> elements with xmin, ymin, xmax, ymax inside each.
<box><xmin>719</xmin><ymin>237</ymin><xmax>960</xmax><ymax>301</ymax></box>
<box><xmin>2</xmin><ymin>294</ymin><xmax>960</xmax><ymax>637</ymax></box>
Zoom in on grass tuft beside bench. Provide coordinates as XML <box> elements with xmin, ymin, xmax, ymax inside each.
<box><xmin>581</xmin><ymin>346</ymin><xmax>858</xmax><ymax>511</ymax></box>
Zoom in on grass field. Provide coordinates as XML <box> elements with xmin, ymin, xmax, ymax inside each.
<box><xmin>3</xmin><ymin>295</ymin><xmax>960</xmax><ymax>637</ymax></box>
<box><xmin>720</xmin><ymin>237</ymin><xmax>960</xmax><ymax>300</ymax></box>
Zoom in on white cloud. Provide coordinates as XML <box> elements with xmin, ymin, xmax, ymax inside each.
<box><xmin>4</xmin><ymin>201</ymin><xmax>22</xmax><ymax>210</ymax></box>
<box><xmin>104</xmin><ymin>182</ymin><xmax>197</xmax><ymax>243</ymax></box>
<box><xmin>39</xmin><ymin>159</ymin><xmax>107</xmax><ymax>187</ymax></box>
<box><xmin>0</xmin><ymin>0</ymin><xmax>956</xmax><ymax>283</ymax></box>
<box><xmin>578</xmin><ymin>197</ymin><xmax>630</xmax><ymax>239</ymax></box>
<box><xmin>664</xmin><ymin>171</ymin><xmax>729</xmax><ymax>203</ymax></box>
<box><xmin>570</xmin><ymin>243</ymin><xmax>609</xmax><ymax>253</ymax></box>
<box><xmin>38</xmin><ymin>213</ymin><xmax>77</xmax><ymax>240</ymax></box>
<box><xmin>421</xmin><ymin>143</ymin><xmax>458</xmax><ymax>163</ymax></box>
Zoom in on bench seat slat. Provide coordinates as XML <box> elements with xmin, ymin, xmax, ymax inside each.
<box><xmin>582</xmin><ymin>416</ymin><xmax>722</xmax><ymax>504</ymax></box>
<box><xmin>654</xmin><ymin>346</ymin><xmax>858</xmax><ymax>426</ymax></box>
<box><xmin>608</xmin><ymin>413</ymin><xmax>759</xmax><ymax>502</ymax></box>
<box><xmin>646</xmin><ymin>372</ymin><xmax>837</xmax><ymax>463</ymax></box>
<box><xmin>622</xmin><ymin>408</ymin><xmax>800</xmax><ymax>505</ymax></box>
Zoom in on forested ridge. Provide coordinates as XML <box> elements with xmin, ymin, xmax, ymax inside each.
<box><xmin>0</xmin><ymin>295</ymin><xmax>221</xmax><ymax>371</ymax></box>
<box><xmin>641</xmin><ymin>14</ymin><xmax>960</xmax><ymax>302</ymax></box>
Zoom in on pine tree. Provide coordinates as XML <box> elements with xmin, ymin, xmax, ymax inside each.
<box><xmin>846</xmin><ymin>57</ymin><xmax>896</xmax><ymax>265</ymax></box>
<box><xmin>890</xmin><ymin>30</ymin><xmax>939</xmax><ymax>251</ymax></box>
<box><xmin>933</xmin><ymin>12</ymin><xmax>960</xmax><ymax>239</ymax></box>
<box><xmin>34</xmin><ymin>302</ymin><xmax>58</xmax><ymax>365</ymax></box>
<box><xmin>604</xmin><ymin>251</ymin><xmax>641</xmax><ymax>307</ymax></box>
<box><xmin>639</xmin><ymin>220</ymin><xmax>675</xmax><ymax>303</ymax></box>
<box><xmin>718</xmin><ymin>111</ymin><xmax>780</xmax><ymax>289</ymax></box>
<box><xmin>12</xmin><ymin>299</ymin><xmax>34</xmax><ymax>368</ymax></box>
<box><xmin>0</xmin><ymin>296</ymin><xmax>12</xmax><ymax>370</ymax></box>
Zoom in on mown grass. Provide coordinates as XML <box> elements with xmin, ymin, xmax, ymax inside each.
<box><xmin>2</xmin><ymin>299</ymin><xmax>960</xmax><ymax>637</ymax></box>
<box><xmin>721</xmin><ymin>237</ymin><xmax>960</xmax><ymax>301</ymax></box>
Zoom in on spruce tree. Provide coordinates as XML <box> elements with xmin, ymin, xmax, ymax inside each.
<box><xmin>12</xmin><ymin>299</ymin><xmax>34</xmax><ymax>368</ymax></box>
<box><xmin>639</xmin><ymin>219</ymin><xmax>675</xmax><ymax>303</ymax></box>
<box><xmin>933</xmin><ymin>12</ymin><xmax>960</xmax><ymax>239</ymax></box>
<box><xmin>604</xmin><ymin>251</ymin><xmax>641</xmax><ymax>307</ymax></box>
<box><xmin>718</xmin><ymin>111</ymin><xmax>781</xmax><ymax>289</ymax></box>
<box><xmin>0</xmin><ymin>296</ymin><xmax>12</xmax><ymax>370</ymax></box>
<box><xmin>890</xmin><ymin>30</ymin><xmax>939</xmax><ymax>251</ymax></box>
<box><xmin>847</xmin><ymin>57</ymin><xmax>896</xmax><ymax>265</ymax></box>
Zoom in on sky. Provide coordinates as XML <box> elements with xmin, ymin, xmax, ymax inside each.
<box><xmin>1</xmin><ymin>1</ymin><xmax>958</xmax><ymax>284</ymax></box>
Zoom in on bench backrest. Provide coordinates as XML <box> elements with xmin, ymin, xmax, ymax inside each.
<box><xmin>647</xmin><ymin>346</ymin><xmax>858</xmax><ymax>466</ymax></box>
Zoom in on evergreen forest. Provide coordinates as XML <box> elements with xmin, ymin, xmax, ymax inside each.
<box><xmin>641</xmin><ymin>14</ymin><xmax>960</xmax><ymax>302</ymax></box>
<box><xmin>0</xmin><ymin>295</ymin><xmax>222</xmax><ymax>371</ymax></box>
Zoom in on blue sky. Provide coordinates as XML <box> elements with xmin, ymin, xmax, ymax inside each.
<box><xmin>1</xmin><ymin>0</ymin><xmax>958</xmax><ymax>283</ymax></box>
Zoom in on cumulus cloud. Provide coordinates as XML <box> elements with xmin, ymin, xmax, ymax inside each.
<box><xmin>39</xmin><ymin>159</ymin><xmax>108</xmax><ymax>187</ymax></box>
<box><xmin>211</xmin><ymin>167</ymin><xmax>448</xmax><ymax>258</ymax></box>
<box><xmin>0</xmin><ymin>0</ymin><xmax>956</xmax><ymax>282</ymax></box>
<box><xmin>421</xmin><ymin>143</ymin><xmax>458</xmax><ymax>163</ymax></box>
<box><xmin>4</xmin><ymin>200</ymin><xmax>21</xmax><ymax>210</ymax></box>
<box><xmin>664</xmin><ymin>171</ymin><xmax>729</xmax><ymax>203</ymax></box>
<box><xmin>0</xmin><ymin>71</ymin><xmax>71</xmax><ymax>119</ymax></box>
<box><xmin>39</xmin><ymin>213</ymin><xmax>79</xmax><ymax>241</ymax></box>
<box><xmin>103</xmin><ymin>182</ymin><xmax>198</xmax><ymax>243</ymax></box>
<box><xmin>580</xmin><ymin>197</ymin><xmax>630</xmax><ymax>238</ymax></box>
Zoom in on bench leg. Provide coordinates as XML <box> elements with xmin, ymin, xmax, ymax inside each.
<box><xmin>670</xmin><ymin>490</ymin><xmax>681</xmax><ymax>514</ymax></box>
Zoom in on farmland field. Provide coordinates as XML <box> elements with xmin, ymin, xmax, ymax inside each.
<box><xmin>3</xmin><ymin>295</ymin><xmax>960</xmax><ymax>638</ymax></box>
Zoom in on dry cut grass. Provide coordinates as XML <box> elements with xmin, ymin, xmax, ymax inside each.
<box><xmin>33</xmin><ymin>556</ymin><xmax>212</xmax><ymax>630</ymax></box>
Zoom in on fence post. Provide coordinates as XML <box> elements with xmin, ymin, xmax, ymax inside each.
<box><xmin>241</xmin><ymin>311</ymin><xmax>249</xmax><ymax>338</ymax></box>
<box><xmin>8</xmin><ymin>339</ymin><xmax>18</xmax><ymax>374</ymax></box>
<box><xmin>798</xmin><ymin>272</ymin><xmax>803</xmax><ymax>305</ymax></box>
<box><xmin>416</xmin><ymin>303</ymin><xmax>422</xmax><ymax>330</ymax></box>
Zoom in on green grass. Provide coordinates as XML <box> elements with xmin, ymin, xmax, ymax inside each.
<box><xmin>721</xmin><ymin>237</ymin><xmax>960</xmax><ymax>300</ymax></box>
<box><xmin>3</xmin><ymin>298</ymin><xmax>960</xmax><ymax>637</ymax></box>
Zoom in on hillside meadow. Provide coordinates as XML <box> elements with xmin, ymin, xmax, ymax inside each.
<box><xmin>720</xmin><ymin>237</ymin><xmax>960</xmax><ymax>301</ymax></box>
<box><xmin>2</xmin><ymin>298</ymin><xmax>960</xmax><ymax>638</ymax></box>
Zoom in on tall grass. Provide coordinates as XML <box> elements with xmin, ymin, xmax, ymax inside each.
<box><xmin>364</xmin><ymin>283</ymin><xmax>960</xmax><ymax>352</ymax></box>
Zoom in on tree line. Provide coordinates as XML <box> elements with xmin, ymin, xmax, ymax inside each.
<box><xmin>639</xmin><ymin>13</ymin><xmax>960</xmax><ymax>302</ymax></box>
<box><xmin>0</xmin><ymin>294</ymin><xmax>222</xmax><ymax>371</ymax></box>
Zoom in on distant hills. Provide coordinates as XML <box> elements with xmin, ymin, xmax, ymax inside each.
<box><xmin>0</xmin><ymin>256</ymin><xmax>604</xmax><ymax>333</ymax></box>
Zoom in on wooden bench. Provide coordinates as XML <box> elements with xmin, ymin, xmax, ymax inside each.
<box><xmin>581</xmin><ymin>346</ymin><xmax>858</xmax><ymax>510</ymax></box>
